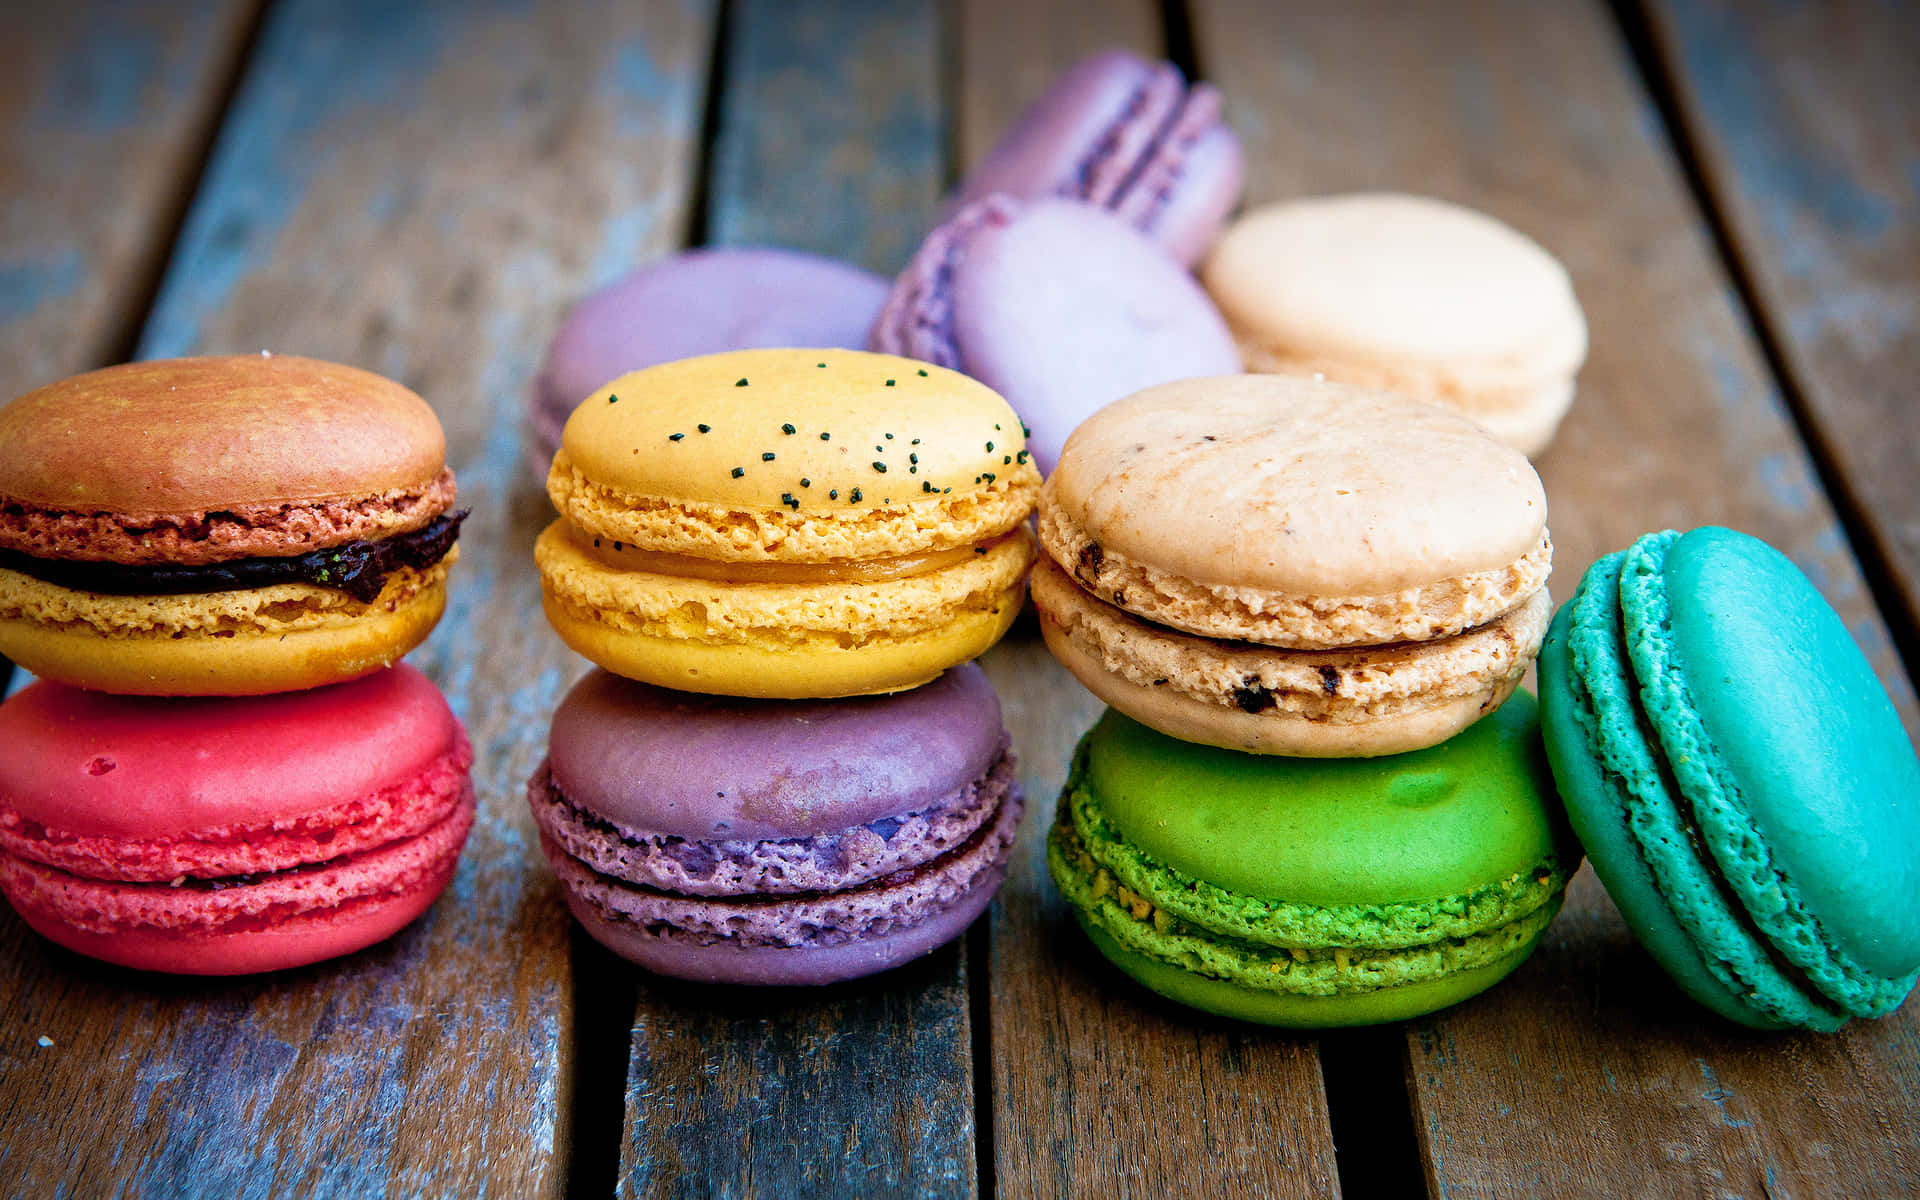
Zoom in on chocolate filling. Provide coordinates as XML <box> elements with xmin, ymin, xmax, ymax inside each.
<box><xmin>0</xmin><ymin>511</ymin><xmax>466</xmax><ymax>603</ymax></box>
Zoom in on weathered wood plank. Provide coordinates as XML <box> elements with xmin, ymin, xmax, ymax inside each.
<box><xmin>1646</xmin><ymin>0</ymin><xmax>1920</xmax><ymax>677</ymax></box>
<box><xmin>1190</xmin><ymin>0</ymin><xmax>1920</xmax><ymax>1194</ymax></box>
<box><xmin>962</xmin><ymin>3</ymin><xmax>1344</xmax><ymax>1195</ymax></box>
<box><xmin>0</xmin><ymin>1</ymin><xmax>714</xmax><ymax>1195</ymax></box>
<box><xmin>0</xmin><ymin>0</ymin><xmax>259</xmax><ymax>392</ymax></box>
<box><xmin>615</xmin><ymin>4</ymin><xmax>975</xmax><ymax>1195</ymax></box>
<box><xmin>706</xmin><ymin>0</ymin><xmax>943</xmax><ymax>275</ymax></box>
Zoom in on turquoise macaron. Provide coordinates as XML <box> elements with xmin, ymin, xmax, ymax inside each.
<box><xmin>1539</xmin><ymin>527</ymin><xmax>1920</xmax><ymax>1031</ymax></box>
<box><xmin>1048</xmin><ymin>695</ymin><xmax>1581</xmax><ymax>1027</ymax></box>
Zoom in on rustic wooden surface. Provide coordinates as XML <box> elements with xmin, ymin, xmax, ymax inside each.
<box><xmin>959</xmin><ymin>2</ymin><xmax>1343</xmax><ymax>1196</ymax></box>
<box><xmin>2</xmin><ymin>0</ymin><xmax>713</xmax><ymax>1194</ymax></box>
<box><xmin>617</xmin><ymin>6</ymin><xmax>977</xmax><ymax>1196</ymax></box>
<box><xmin>0</xmin><ymin>0</ymin><xmax>259</xmax><ymax>390</ymax></box>
<box><xmin>2</xmin><ymin>0</ymin><xmax>1917</xmax><ymax>1195</ymax></box>
<box><xmin>1646</xmin><ymin>0</ymin><xmax>1920</xmax><ymax>678</ymax></box>
<box><xmin>1192</xmin><ymin>0</ymin><xmax>1920</xmax><ymax>1195</ymax></box>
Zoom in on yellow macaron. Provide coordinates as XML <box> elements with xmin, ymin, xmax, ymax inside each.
<box><xmin>536</xmin><ymin>348</ymin><xmax>1040</xmax><ymax>697</ymax></box>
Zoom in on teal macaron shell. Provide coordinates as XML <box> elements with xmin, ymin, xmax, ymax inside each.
<box><xmin>1539</xmin><ymin>527</ymin><xmax>1920</xmax><ymax>1031</ymax></box>
<box><xmin>1049</xmin><ymin>695</ymin><xmax>1581</xmax><ymax>1026</ymax></box>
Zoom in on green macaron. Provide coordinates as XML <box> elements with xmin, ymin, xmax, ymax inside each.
<box><xmin>1048</xmin><ymin>695</ymin><xmax>1581</xmax><ymax>1027</ymax></box>
<box><xmin>1538</xmin><ymin>527</ymin><xmax>1920</xmax><ymax>1031</ymax></box>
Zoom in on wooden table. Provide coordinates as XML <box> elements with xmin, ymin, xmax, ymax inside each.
<box><xmin>3</xmin><ymin>1</ymin><xmax>1916</xmax><ymax>1195</ymax></box>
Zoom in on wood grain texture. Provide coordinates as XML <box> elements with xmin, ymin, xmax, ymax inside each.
<box><xmin>615</xmin><ymin>6</ymin><xmax>975</xmax><ymax>1195</ymax></box>
<box><xmin>623</xmin><ymin>952</ymin><xmax>975</xmax><ymax>1199</ymax></box>
<box><xmin>0</xmin><ymin>1</ymin><xmax>714</xmax><ymax>1194</ymax></box>
<box><xmin>1647</xmin><ymin>0</ymin><xmax>1920</xmax><ymax>672</ymax></box>
<box><xmin>1189</xmin><ymin>0</ymin><xmax>1920</xmax><ymax>1194</ymax></box>
<box><xmin>0</xmin><ymin>0</ymin><xmax>258</xmax><ymax>390</ymax></box>
<box><xmin>952</xmin><ymin>0</ymin><xmax>1161</xmax><ymax>171</ymax></box>
<box><xmin>706</xmin><ymin>0</ymin><xmax>943</xmax><ymax>275</ymax></box>
<box><xmin>961</xmin><ymin>4</ymin><xmax>1342</xmax><ymax>1194</ymax></box>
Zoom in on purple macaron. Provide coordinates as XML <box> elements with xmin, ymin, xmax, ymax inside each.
<box><xmin>946</xmin><ymin>49</ymin><xmax>1243</xmax><ymax>268</ymax></box>
<box><xmin>870</xmin><ymin>195</ymin><xmax>1242</xmax><ymax>478</ymax></box>
<box><xmin>525</xmin><ymin>247</ymin><xmax>889</xmax><ymax>475</ymax></box>
<box><xmin>528</xmin><ymin>664</ymin><xmax>1023</xmax><ymax>986</ymax></box>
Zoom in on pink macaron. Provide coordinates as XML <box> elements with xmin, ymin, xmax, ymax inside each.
<box><xmin>0</xmin><ymin>664</ymin><xmax>474</xmax><ymax>975</ymax></box>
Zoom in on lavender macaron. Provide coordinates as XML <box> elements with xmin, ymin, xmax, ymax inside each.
<box><xmin>871</xmin><ymin>195</ymin><xmax>1241</xmax><ymax>478</ymax></box>
<box><xmin>526</xmin><ymin>247</ymin><xmax>889</xmax><ymax>474</ymax></box>
<box><xmin>946</xmin><ymin>49</ymin><xmax>1243</xmax><ymax>268</ymax></box>
<box><xmin>528</xmin><ymin>664</ymin><xmax>1023</xmax><ymax>986</ymax></box>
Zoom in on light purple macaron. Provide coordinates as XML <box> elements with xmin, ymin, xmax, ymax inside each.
<box><xmin>946</xmin><ymin>49</ymin><xmax>1243</xmax><ymax>268</ymax></box>
<box><xmin>870</xmin><ymin>194</ymin><xmax>1242</xmax><ymax>479</ymax></box>
<box><xmin>525</xmin><ymin>247</ymin><xmax>889</xmax><ymax>476</ymax></box>
<box><xmin>528</xmin><ymin>664</ymin><xmax>1022</xmax><ymax>986</ymax></box>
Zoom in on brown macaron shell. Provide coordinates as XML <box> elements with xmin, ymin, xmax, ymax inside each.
<box><xmin>0</xmin><ymin>356</ymin><xmax>452</xmax><ymax>565</ymax></box>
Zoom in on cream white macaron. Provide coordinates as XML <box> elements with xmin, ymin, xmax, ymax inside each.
<box><xmin>1202</xmin><ymin>193</ymin><xmax>1587</xmax><ymax>457</ymax></box>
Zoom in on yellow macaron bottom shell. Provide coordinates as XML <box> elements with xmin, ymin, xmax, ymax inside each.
<box><xmin>535</xmin><ymin>520</ymin><xmax>1033</xmax><ymax>697</ymax></box>
<box><xmin>0</xmin><ymin>560</ymin><xmax>450</xmax><ymax>695</ymax></box>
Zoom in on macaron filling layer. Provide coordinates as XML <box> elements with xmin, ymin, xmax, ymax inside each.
<box><xmin>529</xmin><ymin>735</ymin><xmax>1013</xmax><ymax>897</ymax></box>
<box><xmin>571</xmin><ymin>524</ymin><xmax>1015</xmax><ymax>585</ymax></box>
<box><xmin>548</xmin><ymin>451</ymin><xmax>1038</xmax><ymax>564</ymax></box>
<box><xmin>538</xmin><ymin>747</ymin><xmax>1022</xmax><ymax>951</ymax></box>
<box><xmin>1615</xmin><ymin>534</ymin><xmax>1911</xmax><ymax>1019</ymax></box>
<box><xmin>0</xmin><ymin>510</ymin><xmax>466</xmax><ymax>603</ymax></box>
<box><xmin>0</xmin><ymin>558</ymin><xmax>453</xmax><ymax>638</ymax></box>
<box><xmin>1038</xmin><ymin>494</ymin><xmax>1553</xmax><ymax>649</ymax></box>
<box><xmin>1034</xmin><ymin>557</ymin><xmax>1550</xmax><ymax>723</ymax></box>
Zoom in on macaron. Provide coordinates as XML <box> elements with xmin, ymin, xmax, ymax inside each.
<box><xmin>1539</xmin><ymin>527</ymin><xmax>1920</xmax><ymax>1030</ymax></box>
<box><xmin>537</xmin><ymin>348</ymin><xmax>1040</xmax><ymax>698</ymax></box>
<box><xmin>0</xmin><ymin>665</ymin><xmax>474</xmax><ymax>975</ymax></box>
<box><xmin>946</xmin><ymin>50</ymin><xmax>1243</xmax><ymax>267</ymax></box>
<box><xmin>0</xmin><ymin>355</ymin><xmax>463</xmax><ymax>695</ymax></box>
<box><xmin>1202</xmin><ymin>193</ymin><xmax>1588</xmax><ymax>456</ymax></box>
<box><xmin>869</xmin><ymin>195</ymin><xmax>1242</xmax><ymax>479</ymax></box>
<box><xmin>528</xmin><ymin>664</ymin><xmax>1023</xmax><ymax>985</ymax></box>
<box><xmin>1033</xmin><ymin>374</ymin><xmax>1552</xmax><ymax>756</ymax></box>
<box><xmin>526</xmin><ymin>247</ymin><xmax>889</xmax><ymax>474</ymax></box>
<box><xmin>1050</xmin><ymin>695</ymin><xmax>1579</xmax><ymax>1026</ymax></box>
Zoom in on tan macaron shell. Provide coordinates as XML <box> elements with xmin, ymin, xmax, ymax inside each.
<box><xmin>0</xmin><ymin>355</ymin><xmax>447</xmax><ymax>513</ymax></box>
<box><xmin>553</xmin><ymin>349</ymin><xmax>1039</xmax><ymax>562</ymax></box>
<box><xmin>1043</xmin><ymin>375</ymin><xmax>1548</xmax><ymax>648</ymax></box>
<box><xmin>1032</xmin><ymin>557</ymin><xmax>1548</xmax><ymax>755</ymax></box>
<box><xmin>1204</xmin><ymin>194</ymin><xmax>1586</xmax><ymax>455</ymax></box>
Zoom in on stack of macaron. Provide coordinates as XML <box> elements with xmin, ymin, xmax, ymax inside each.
<box><xmin>0</xmin><ymin>354</ymin><xmax>475</xmax><ymax>974</ymax></box>
<box><xmin>1035</xmin><ymin>373</ymin><xmax>1581</xmax><ymax>1025</ymax></box>
<box><xmin>528</xmin><ymin>346</ymin><xmax>1041</xmax><ymax>985</ymax></box>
